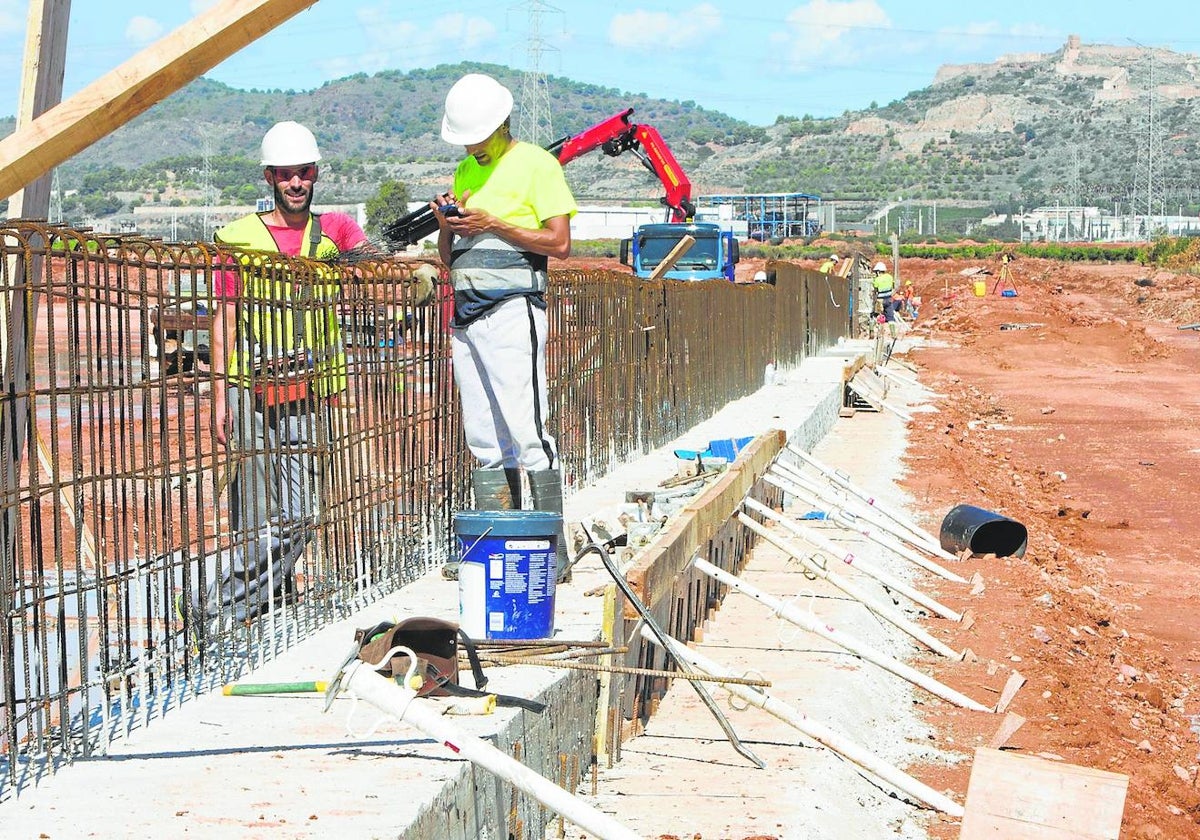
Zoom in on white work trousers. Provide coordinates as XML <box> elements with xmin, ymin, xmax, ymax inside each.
<box><xmin>452</xmin><ymin>295</ymin><xmax>557</xmax><ymax>471</ymax></box>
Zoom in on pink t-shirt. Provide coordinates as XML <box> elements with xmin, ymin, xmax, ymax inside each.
<box><xmin>212</xmin><ymin>212</ymin><xmax>368</xmax><ymax>297</ymax></box>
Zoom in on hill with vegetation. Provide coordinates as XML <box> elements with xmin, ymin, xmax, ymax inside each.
<box><xmin>4</xmin><ymin>39</ymin><xmax>1199</xmax><ymax>230</ymax></box>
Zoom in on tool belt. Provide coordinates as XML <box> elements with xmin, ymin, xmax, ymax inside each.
<box><xmin>353</xmin><ymin>616</ymin><xmax>545</xmax><ymax>713</ymax></box>
<box><xmin>251</xmin><ymin>353</ymin><xmax>314</xmax><ymax>409</ymax></box>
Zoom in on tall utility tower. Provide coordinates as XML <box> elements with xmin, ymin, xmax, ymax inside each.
<box><xmin>1129</xmin><ymin>40</ymin><xmax>1163</xmax><ymax>217</ymax></box>
<box><xmin>514</xmin><ymin>0</ymin><xmax>561</xmax><ymax>146</ymax></box>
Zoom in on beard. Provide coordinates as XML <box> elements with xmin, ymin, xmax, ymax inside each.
<box><xmin>274</xmin><ymin>181</ymin><xmax>313</xmax><ymax>215</ymax></box>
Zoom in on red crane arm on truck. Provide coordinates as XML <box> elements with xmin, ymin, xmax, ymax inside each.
<box><xmin>382</xmin><ymin>108</ymin><xmax>695</xmax><ymax>245</ymax></box>
<box><xmin>547</xmin><ymin>108</ymin><xmax>696</xmax><ymax>223</ymax></box>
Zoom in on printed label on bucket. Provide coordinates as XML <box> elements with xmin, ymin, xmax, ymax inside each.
<box><xmin>457</xmin><ymin>530</ymin><xmax>557</xmax><ymax>640</ymax></box>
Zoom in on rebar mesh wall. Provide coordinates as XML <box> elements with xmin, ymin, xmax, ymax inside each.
<box><xmin>0</xmin><ymin>224</ymin><xmax>846</xmax><ymax>783</ymax></box>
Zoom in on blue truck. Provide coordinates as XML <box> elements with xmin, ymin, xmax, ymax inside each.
<box><xmin>619</xmin><ymin>222</ymin><xmax>740</xmax><ymax>282</ymax></box>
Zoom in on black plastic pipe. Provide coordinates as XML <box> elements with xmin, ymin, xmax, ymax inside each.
<box><xmin>939</xmin><ymin>504</ymin><xmax>1028</xmax><ymax>558</ymax></box>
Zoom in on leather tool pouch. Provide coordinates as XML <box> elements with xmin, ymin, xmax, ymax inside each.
<box><xmin>353</xmin><ymin>616</ymin><xmax>545</xmax><ymax>712</ymax></box>
<box><xmin>252</xmin><ymin>354</ymin><xmax>312</xmax><ymax>408</ymax></box>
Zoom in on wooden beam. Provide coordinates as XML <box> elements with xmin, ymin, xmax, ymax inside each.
<box><xmin>7</xmin><ymin>0</ymin><xmax>71</xmax><ymax>219</ymax></box>
<box><xmin>0</xmin><ymin>0</ymin><xmax>318</xmax><ymax>201</ymax></box>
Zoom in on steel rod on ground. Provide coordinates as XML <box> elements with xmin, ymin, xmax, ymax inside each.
<box><xmin>737</xmin><ymin>512</ymin><xmax>962</xmax><ymax>660</ymax></box>
<box><xmin>785</xmin><ymin>444</ymin><xmax>955</xmax><ymax>561</ymax></box>
<box><xmin>638</xmin><ymin>624</ymin><xmax>967</xmax><ymax>817</ymax></box>
<box><xmin>764</xmin><ymin>472</ymin><xmax>968</xmax><ymax>584</ymax></box>
<box><xmin>743</xmin><ymin>497</ymin><xmax>962</xmax><ymax>621</ymax></box>
<box><xmin>691</xmin><ymin>557</ymin><xmax>989</xmax><ymax>712</ymax></box>
<box><xmin>338</xmin><ymin>663</ymin><xmax>643</xmax><ymax>840</ymax></box>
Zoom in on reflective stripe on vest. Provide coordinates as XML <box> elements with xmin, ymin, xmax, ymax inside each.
<box><xmin>449</xmin><ymin>232</ymin><xmax>547</xmax><ymax>324</ymax></box>
<box><xmin>215</xmin><ymin>213</ymin><xmax>347</xmax><ymax>397</ymax></box>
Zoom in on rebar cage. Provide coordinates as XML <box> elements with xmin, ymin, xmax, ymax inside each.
<box><xmin>0</xmin><ymin>223</ymin><xmax>844</xmax><ymax>792</ymax></box>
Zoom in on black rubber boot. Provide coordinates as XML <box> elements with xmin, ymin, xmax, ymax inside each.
<box><xmin>528</xmin><ymin>468</ymin><xmax>571</xmax><ymax>583</ymax></box>
<box><xmin>443</xmin><ymin>469</ymin><xmax>522</xmax><ymax>580</ymax></box>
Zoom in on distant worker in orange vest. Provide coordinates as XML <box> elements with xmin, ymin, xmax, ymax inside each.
<box><xmin>901</xmin><ymin>279</ymin><xmax>918</xmax><ymax>320</ymax></box>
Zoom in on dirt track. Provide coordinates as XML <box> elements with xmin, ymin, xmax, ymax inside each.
<box><xmin>892</xmin><ymin>255</ymin><xmax>1200</xmax><ymax>838</ymax></box>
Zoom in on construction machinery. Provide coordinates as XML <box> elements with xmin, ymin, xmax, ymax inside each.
<box><xmin>382</xmin><ymin>108</ymin><xmax>738</xmax><ymax>281</ymax></box>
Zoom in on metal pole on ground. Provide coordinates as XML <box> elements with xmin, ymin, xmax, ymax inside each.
<box><xmin>743</xmin><ymin>497</ymin><xmax>962</xmax><ymax>621</ymax></box>
<box><xmin>772</xmin><ymin>457</ymin><xmax>953</xmax><ymax>562</ymax></box>
<box><xmin>691</xmin><ymin>557</ymin><xmax>988</xmax><ymax>712</ymax></box>
<box><xmin>638</xmin><ymin>623</ymin><xmax>967</xmax><ymax>816</ymax></box>
<box><xmin>785</xmin><ymin>444</ymin><xmax>953</xmax><ymax>559</ymax></box>
<box><xmin>762</xmin><ymin>472</ymin><xmax>967</xmax><ymax>584</ymax></box>
<box><xmin>737</xmin><ymin>512</ymin><xmax>961</xmax><ymax>660</ymax></box>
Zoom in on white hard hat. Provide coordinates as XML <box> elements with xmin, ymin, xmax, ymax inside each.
<box><xmin>753</xmin><ymin>270</ymin><xmax>768</xmax><ymax>282</ymax></box>
<box><xmin>260</xmin><ymin>121</ymin><xmax>321</xmax><ymax>167</ymax></box>
<box><xmin>873</xmin><ymin>261</ymin><xmax>887</xmax><ymax>272</ymax></box>
<box><xmin>442</xmin><ymin>74</ymin><xmax>514</xmax><ymax>145</ymax></box>
<box><xmin>830</xmin><ymin>254</ymin><xmax>840</xmax><ymax>261</ymax></box>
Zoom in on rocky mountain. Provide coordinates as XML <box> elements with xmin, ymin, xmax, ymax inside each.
<box><xmin>5</xmin><ymin>39</ymin><xmax>1200</xmax><ymax>220</ymax></box>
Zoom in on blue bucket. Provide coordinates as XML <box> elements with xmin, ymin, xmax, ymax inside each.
<box><xmin>454</xmin><ymin>510</ymin><xmax>559</xmax><ymax>640</ymax></box>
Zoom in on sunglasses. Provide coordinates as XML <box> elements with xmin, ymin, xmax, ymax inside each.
<box><xmin>271</xmin><ymin>165</ymin><xmax>317</xmax><ymax>182</ymax></box>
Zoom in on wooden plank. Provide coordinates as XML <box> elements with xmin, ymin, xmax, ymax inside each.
<box><xmin>960</xmin><ymin>747</ymin><xmax>1127</xmax><ymax>839</ymax></box>
<box><xmin>0</xmin><ymin>0</ymin><xmax>317</xmax><ymax>200</ymax></box>
<box><xmin>8</xmin><ymin>0</ymin><xmax>70</xmax><ymax>219</ymax></box>
<box><xmin>625</xmin><ymin>430</ymin><xmax>785</xmax><ymax>618</ymax></box>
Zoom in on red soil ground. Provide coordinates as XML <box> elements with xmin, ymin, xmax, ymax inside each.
<box><xmin>890</xmin><ymin>255</ymin><xmax>1200</xmax><ymax>839</ymax></box>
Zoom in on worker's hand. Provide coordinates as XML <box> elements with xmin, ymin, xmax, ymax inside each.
<box><xmin>430</xmin><ymin>192</ymin><xmax>460</xmax><ymax>229</ymax></box>
<box><xmin>213</xmin><ymin>390</ymin><xmax>231</xmax><ymax>447</ymax></box>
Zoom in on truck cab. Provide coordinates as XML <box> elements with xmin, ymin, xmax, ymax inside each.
<box><xmin>620</xmin><ymin>222</ymin><xmax>739</xmax><ymax>282</ymax></box>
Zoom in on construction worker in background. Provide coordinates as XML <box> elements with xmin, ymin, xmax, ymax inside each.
<box><xmin>901</xmin><ymin>279</ymin><xmax>919</xmax><ymax>320</ymax></box>
<box><xmin>179</xmin><ymin>121</ymin><xmax>431</xmax><ymax>643</ymax></box>
<box><xmin>819</xmin><ymin>253</ymin><xmax>840</xmax><ymax>274</ymax></box>
<box><xmin>434</xmin><ymin>73</ymin><xmax>578</xmax><ymax>582</ymax></box>
<box><xmin>872</xmin><ymin>260</ymin><xmax>897</xmax><ymax>336</ymax></box>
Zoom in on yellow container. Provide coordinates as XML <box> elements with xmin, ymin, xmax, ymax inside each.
<box><xmin>973</xmin><ymin>281</ymin><xmax>987</xmax><ymax>297</ymax></box>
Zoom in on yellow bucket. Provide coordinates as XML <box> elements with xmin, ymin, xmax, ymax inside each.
<box><xmin>972</xmin><ymin>281</ymin><xmax>987</xmax><ymax>297</ymax></box>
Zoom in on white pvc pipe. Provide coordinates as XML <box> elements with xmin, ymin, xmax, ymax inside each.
<box><xmin>763</xmin><ymin>472</ymin><xmax>968</xmax><ymax>584</ymax></box>
<box><xmin>738</xmin><ymin>513</ymin><xmax>961</xmax><ymax>660</ymax></box>
<box><xmin>339</xmin><ymin>663</ymin><xmax>643</xmax><ymax>840</ymax></box>
<box><xmin>638</xmin><ymin>623</ymin><xmax>966</xmax><ymax>817</ymax></box>
<box><xmin>743</xmin><ymin>497</ymin><xmax>962</xmax><ymax>621</ymax></box>
<box><xmin>771</xmin><ymin>459</ymin><xmax>951</xmax><ymax>562</ymax></box>
<box><xmin>785</xmin><ymin>444</ymin><xmax>957</xmax><ymax>561</ymax></box>
<box><xmin>692</xmin><ymin>557</ymin><xmax>989</xmax><ymax>713</ymax></box>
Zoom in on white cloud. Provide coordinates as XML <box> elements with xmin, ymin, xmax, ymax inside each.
<box><xmin>328</xmin><ymin>8</ymin><xmax>497</xmax><ymax>77</ymax></box>
<box><xmin>770</xmin><ymin>0</ymin><xmax>893</xmax><ymax>71</ymax></box>
<box><xmin>125</xmin><ymin>16</ymin><xmax>164</xmax><ymax>45</ymax></box>
<box><xmin>609</xmin><ymin>3</ymin><xmax>722</xmax><ymax>51</ymax></box>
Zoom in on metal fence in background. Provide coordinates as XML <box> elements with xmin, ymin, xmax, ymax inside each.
<box><xmin>0</xmin><ymin>221</ymin><xmax>846</xmax><ymax>792</ymax></box>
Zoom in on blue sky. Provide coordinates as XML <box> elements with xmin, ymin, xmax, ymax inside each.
<box><xmin>0</xmin><ymin>0</ymin><xmax>1196</xmax><ymax>126</ymax></box>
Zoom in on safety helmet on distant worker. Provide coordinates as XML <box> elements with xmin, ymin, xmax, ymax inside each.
<box><xmin>260</xmin><ymin>121</ymin><xmax>321</xmax><ymax>167</ymax></box>
<box><xmin>830</xmin><ymin>254</ymin><xmax>840</xmax><ymax>262</ymax></box>
<box><xmin>873</xmin><ymin>261</ymin><xmax>887</xmax><ymax>273</ymax></box>
<box><xmin>441</xmin><ymin>74</ymin><xmax>515</xmax><ymax>145</ymax></box>
<box><xmin>753</xmin><ymin>270</ymin><xmax>768</xmax><ymax>282</ymax></box>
